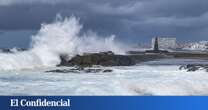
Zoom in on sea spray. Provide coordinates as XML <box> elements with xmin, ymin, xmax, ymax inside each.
<box><xmin>0</xmin><ymin>16</ymin><xmax>126</xmax><ymax>70</ymax></box>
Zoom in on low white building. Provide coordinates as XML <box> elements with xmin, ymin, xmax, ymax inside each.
<box><xmin>152</xmin><ymin>37</ymin><xmax>176</xmax><ymax>49</ymax></box>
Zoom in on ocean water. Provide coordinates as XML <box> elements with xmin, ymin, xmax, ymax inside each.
<box><xmin>0</xmin><ymin>16</ymin><xmax>208</xmax><ymax>96</ymax></box>
<box><xmin>0</xmin><ymin>59</ymin><xmax>208</xmax><ymax>96</ymax></box>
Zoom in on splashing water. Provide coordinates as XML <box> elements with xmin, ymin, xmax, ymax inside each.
<box><xmin>0</xmin><ymin>16</ymin><xmax>125</xmax><ymax>70</ymax></box>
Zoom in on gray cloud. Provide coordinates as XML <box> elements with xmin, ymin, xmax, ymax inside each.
<box><xmin>0</xmin><ymin>0</ymin><xmax>208</xmax><ymax>45</ymax></box>
<box><xmin>0</xmin><ymin>0</ymin><xmax>72</xmax><ymax>5</ymax></box>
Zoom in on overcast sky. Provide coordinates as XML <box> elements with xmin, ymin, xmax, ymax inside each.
<box><xmin>0</xmin><ymin>0</ymin><xmax>208</xmax><ymax>48</ymax></box>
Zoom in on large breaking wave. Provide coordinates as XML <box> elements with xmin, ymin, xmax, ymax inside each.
<box><xmin>0</xmin><ymin>16</ymin><xmax>126</xmax><ymax>70</ymax></box>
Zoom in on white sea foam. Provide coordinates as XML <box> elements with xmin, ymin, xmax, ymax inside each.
<box><xmin>0</xmin><ymin>15</ymin><xmax>125</xmax><ymax>70</ymax></box>
<box><xmin>0</xmin><ymin>63</ymin><xmax>208</xmax><ymax>95</ymax></box>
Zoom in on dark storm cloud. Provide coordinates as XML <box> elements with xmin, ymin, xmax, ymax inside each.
<box><xmin>0</xmin><ymin>0</ymin><xmax>208</xmax><ymax>43</ymax></box>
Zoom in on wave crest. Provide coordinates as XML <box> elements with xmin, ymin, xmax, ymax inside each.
<box><xmin>0</xmin><ymin>15</ymin><xmax>125</xmax><ymax>70</ymax></box>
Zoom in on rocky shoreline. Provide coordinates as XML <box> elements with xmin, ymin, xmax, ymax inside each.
<box><xmin>50</xmin><ymin>51</ymin><xmax>208</xmax><ymax>73</ymax></box>
<box><xmin>46</xmin><ymin>67</ymin><xmax>113</xmax><ymax>73</ymax></box>
<box><xmin>58</xmin><ymin>51</ymin><xmax>208</xmax><ymax>67</ymax></box>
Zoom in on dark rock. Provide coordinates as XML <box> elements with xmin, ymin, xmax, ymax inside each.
<box><xmin>46</xmin><ymin>69</ymin><xmax>80</xmax><ymax>73</ymax></box>
<box><xmin>0</xmin><ymin>49</ymin><xmax>12</xmax><ymax>53</ymax></box>
<box><xmin>46</xmin><ymin>67</ymin><xmax>113</xmax><ymax>73</ymax></box>
<box><xmin>179</xmin><ymin>64</ymin><xmax>208</xmax><ymax>72</ymax></box>
<box><xmin>59</xmin><ymin>54</ymin><xmax>71</xmax><ymax>66</ymax></box>
<box><xmin>0</xmin><ymin>48</ymin><xmax>28</xmax><ymax>53</ymax></box>
<box><xmin>103</xmin><ymin>69</ymin><xmax>113</xmax><ymax>73</ymax></box>
<box><xmin>84</xmin><ymin>51</ymin><xmax>114</xmax><ymax>55</ymax></box>
<box><xmin>58</xmin><ymin>51</ymin><xmax>136</xmax><ymax>67</ymax></box>
<box><xmin>145</xmin><ymin>50</ymin><xmax>169</xmax><ymax>53</ymax></box>
<box><xmin>179</xmin><ymin>65</ymin><xmax>186</xmax><ymax>70</ymax></box>
<box><xmin>187</xmin><ymin>66</ymin><xmax>200</xmax><ymax>72</ymax></box>
<box><xmin>17</xmin><ymin>48</ymin><xmax>28</xmax><ymax>51</ymax></box>
<box><xmin>84</xmin><ymin>69</ymin><xmax>102</xmax><ymax>73</ymax></box>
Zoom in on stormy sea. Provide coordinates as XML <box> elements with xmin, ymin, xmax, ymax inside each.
<box><xmin>0</xmin><ymin>16</ymin><xmax>208</xmax><ymax>96</ymax></box>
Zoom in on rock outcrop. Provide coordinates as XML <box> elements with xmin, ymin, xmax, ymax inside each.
<box><xmin>179</xmin><ymin>64</ymin><xmax>208</xmax><ymax>72</ymax></box>
<box><xmin>46</xmin><ymin>67</ymin><xmax>113</xmax><ymax>73</ymax></box>
<box><xmin>58</xmin><ymin>51</ymin><xmax>136</xmax><ymax>67</ymax></box>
